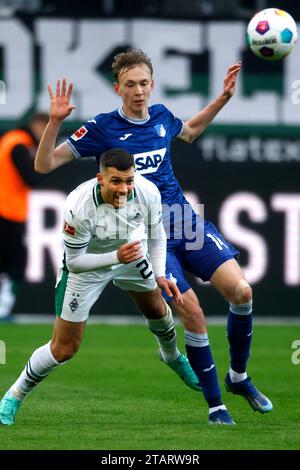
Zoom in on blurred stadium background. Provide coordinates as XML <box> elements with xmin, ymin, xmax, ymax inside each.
<box><xmin>1</xmin><ymin>0</ymin><xmax>300</xmax><ymax>453</ymax></box>
<box><xmin>1</xmin><ymin>0</ymin><xmax>300</xmax><ymax>321</ymax></box>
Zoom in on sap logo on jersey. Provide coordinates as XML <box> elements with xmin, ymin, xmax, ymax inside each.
<box><xmin>134</xmin><ymin>148</ymin><xmax>167</xmax><ymax>174</ymax></box>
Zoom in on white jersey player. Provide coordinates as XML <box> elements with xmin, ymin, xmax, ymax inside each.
<box><xmin>0</xmin><ymin>149</ymin><xmax>201</xmax><ymax>427</ymax></box>
<box><xmin>58</xmin><ymin>160</ymin><xmax>169</xmax><ymax>322</ymax></box>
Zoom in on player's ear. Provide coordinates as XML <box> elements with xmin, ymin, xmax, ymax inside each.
<box><xmin>150</xmin><ymin>79</ymin><xmax>154</xmax><ymax>90</ymax></box>
<box><xmin>96</xmin><ymin>172</ymin><xmax>103</xmax><ymax>185</ymax></box>
<box><xmin>114</xmin><ymin>82</ymin><xmax>120</xmax><ymax>95</ymax></box>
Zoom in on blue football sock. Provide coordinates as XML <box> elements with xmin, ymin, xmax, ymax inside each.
<box><xmin>185</xmin><ymin>331</ymin><xmax>222</xmax><ymax>408</ymax></box>
<box><xmin>227</xmin><ymin>301</ymin><xmax>253</xmax><ymax>373</ymax></box>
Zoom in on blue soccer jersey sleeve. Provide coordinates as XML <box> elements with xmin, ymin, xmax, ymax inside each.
<box><xmin>160</xmin><ymin>105</ymin><xmax>184</xmax><ymax>139</ymax></box>
<box><xmin>65</xmin><ymin>118</ymin><xmax>106</xmax><ymax>159</ymax></box>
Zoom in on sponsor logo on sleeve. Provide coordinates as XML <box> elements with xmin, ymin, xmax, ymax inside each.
<box><xmin>71</xmin><ymin>126</ymin><xmax>88</xmax><ymax>141</ymax></box>
<box><xmin>64</xmin><ymin>222</ymin><xmax>76</xmax><ymax>236</ymax></box>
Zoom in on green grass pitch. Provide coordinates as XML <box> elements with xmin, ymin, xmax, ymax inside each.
<box><xmin>0</xmin><ymin>323</ymin><xmax>299</xmax><ymax>450</ymax></box>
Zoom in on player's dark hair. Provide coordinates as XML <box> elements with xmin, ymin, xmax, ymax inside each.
<box><xmin>112</xmin><ymin>48</ymin><xmax>153</xmax><ymax>82</ymax></box>
<box><xmin>100</xmin><ymin>149</ymin><xmax>135</xmax><ymax>172</ymax></box>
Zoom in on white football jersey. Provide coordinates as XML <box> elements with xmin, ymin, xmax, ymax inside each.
<box><xmin>63</xmin><ymin>172</ymin><xmax>162</xmax><ymax>257</ymax></box>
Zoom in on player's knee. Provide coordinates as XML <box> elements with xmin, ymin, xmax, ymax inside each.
<box><xmin>143</xmin><ymin>302</ymin><xmax>165</xmax><ymax>319</ymax></box>
<box><xmin>51</xmin><ymin>341</ymin><xmax>80</xmax><ymax>363</ymax></box>
<box><xmin>142</xmin><ymin>291</ymin><xmax>166</xmax><ymax>319</ymax></box>
<box><xmin>232</xmin><ymin>280</ymin><xmax>253</xmax><ymax>304</ymax></box>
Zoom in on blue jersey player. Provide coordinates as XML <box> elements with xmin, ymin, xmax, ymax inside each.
<box><xmin>35</xmin><ymin>49</ymin><xmax>272</xmax><ymax>424</ymax></box>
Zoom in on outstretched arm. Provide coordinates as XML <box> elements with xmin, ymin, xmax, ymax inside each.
<box><xmin>35</xmin><ymin>79</ymin><xmax>76</xmax><ymax>173</ymax></box>
<box><xmin>148</xmin><ymin>221</ymin><xmax>183</xmax><ymax>304</ymax></box>
<box><xmin>66</xmin><ymin>240</ymin><xmax>143</xmax><ymax>273</ymax></box>
<box><xmin>179</xmin><ymin>62</ymin><xmax>241</xmax><ymax>144</ymax></box>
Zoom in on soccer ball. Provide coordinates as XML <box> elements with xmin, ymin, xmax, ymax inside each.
<box><xmin>247</xmin><ymin>8</ymin><xmax>298</xmax><ymax>61</ymax></box>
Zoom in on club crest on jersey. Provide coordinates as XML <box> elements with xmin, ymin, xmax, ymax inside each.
<box><xmin>154</xmin><ymin>124</ymin><xmax>166</xmax><ymax>138</ymax></box>
<box><xmin>127</xmin><ymin>208</ymin><xmax>143</xmax><ymax>224</ymax></box>
<box><xmin>71</xmin><ymin>126</ymin><xmax>88</xmax><ymax>141</ymax></box>
<box><xmin>133</xmin><ymin>212</ymin><xmax>142</xmax><ymax>223</ymax></box>
<box><xmin>64</xmin><ymin>221</ymin><xmax>76</xmax><ymax>236</ymax></box>
<box><xmin>134</xmin><ymin>148</ymin><xmax>167</xmax><ymax>174</ymax></box>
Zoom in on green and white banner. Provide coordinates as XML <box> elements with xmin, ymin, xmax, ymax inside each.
<box><xmin>0</xmin><ymin>17</ymin><xmax>300</xmax><ymax>128</ymax></box>
<box><xmin>0</xmin><ymin>16</ymin><xmax>298</xmax><ymax>316</ymax></box>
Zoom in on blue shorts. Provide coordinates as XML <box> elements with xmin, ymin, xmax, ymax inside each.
<box><xmin>164</xmin><ymin>220</ymin><xmax>239</xmax><ymax>300</ymax></box>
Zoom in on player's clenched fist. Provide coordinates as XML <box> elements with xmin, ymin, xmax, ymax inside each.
<box><xmin>117</xmin><ymin>240</ymin><xmax>143</xmax><ymax>264</ymax></box>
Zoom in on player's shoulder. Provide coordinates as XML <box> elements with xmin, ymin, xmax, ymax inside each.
<box><xmin>92</xmin><ymin>109</ymin><xmax>119</xmax><ymax>125</ymax></box>
<box><xmin>66</xmin><ymin>178</ymin><xmax>97</xmax><ymax>219</ymax></box>
<box><xmin>149</xmin><ymin>103</ymin><xmax>172</xmax><ymax>117</ymax></box>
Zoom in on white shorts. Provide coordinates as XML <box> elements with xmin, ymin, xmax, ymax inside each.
<box><xmin>55</xmin><ymin>256</ymin><xmax>157</xmax><ymax>322</ymax></box>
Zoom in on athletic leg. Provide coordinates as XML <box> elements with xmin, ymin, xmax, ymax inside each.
<box><xmin>167</xmin><ymin>223</ymin><xmax>238</xmax><ymax>423</ymax></box>
<box><xmin>0</xmin><ymin>267</ymin><xmax>106</xmax><ymax>425</ymax></box>
<box><xmin>210</xmin><ymin>259</ymin><xmax>273</xmax><ymax>413</ymax></box>
<box><xmin>166</xmin><ymin>249</ymin><xmax>227</xmax><ymax>410</ymax></box>
<box><xmin>211</xmin><ymin>259</ymin><xmax>253</xmax><ymax>378</ymax></box>
<box><xmin>0</xmin><ymin>318</ymin><xmax>85</xmax><ymax>425</ymax></box>
<box><xmin>127</xmin><ymin>286</ymin><xmax>201</xmax><ymax>392</ymax></box>
<box><xmin>170</xmin><ymin>289</ymin><xmax>234</xmax><ymax>423</ymax></box>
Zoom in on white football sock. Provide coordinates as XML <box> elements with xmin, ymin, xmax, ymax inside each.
<box><xmin>209</xmin><ymin>404</ymin><xmax>227</xmax><ymax>414</ymax></box>
<box><xmin>145</xmin><ymin>303</ymin><xmax>179</xmax><ymax>363</ymax></box>
<box><xmin>229</xmin><ymin>367</ymin><xmax>248</xmax><ymax>383</ymax></box>
<box><xmin>10</xmin><ymin>341</ymin><xmax>60</xmax><ymax>401</ymax></box>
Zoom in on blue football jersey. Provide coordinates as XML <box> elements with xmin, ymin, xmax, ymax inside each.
<box><xmin>66</xmin><ymin>104</ymin><xmax>186</xmax><ymax>208</ymax></box>
<box><xmin>66</xmin><ymin>104</ymin><xmax>239</xmax><ymax>285</ymax></box>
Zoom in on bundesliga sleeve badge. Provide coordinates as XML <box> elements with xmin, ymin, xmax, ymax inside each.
<box><xmin>71</xmin><ymin>126</ymin><xmax>88</xmax><ymax>141</ymax></box>
<box><xmin>63</xmin><ymin>221</ymin><xmax>76</xmax><ymax>236</ymax></box>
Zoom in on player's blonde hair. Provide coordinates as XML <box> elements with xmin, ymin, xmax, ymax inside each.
<box><xmin>112</xmin><ymin>48</ymin><xmax>153</xmax><ymax>82</ymax></box>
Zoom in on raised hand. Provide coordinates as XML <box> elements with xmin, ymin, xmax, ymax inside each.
<box><xmin>223</xmin><ymin>62</ymin><xmax>241</xmax><ymax>98</ymax></box>
<box><xmin>48</xmin><ymin>78</ymin><xmax>76</xmax><ymax>122</ymax></box>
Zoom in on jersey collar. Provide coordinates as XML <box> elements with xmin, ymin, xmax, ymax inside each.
<box><xmin>93</xmin><ymin>183</ymin><xmax>135</xmax><ymax>207</ymax></box>
<box><xmin>118</xmin><ymin>107</ymin><xmax>150</xmax><ymax>125</ymax></box>
<box><xmin>93</xmin><ymin>183</ymin><xmax>103</xmax><ymax>207</ymax></box>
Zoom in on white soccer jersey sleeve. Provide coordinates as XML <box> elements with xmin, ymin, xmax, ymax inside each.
<box><xmin>63</xmin><ymin>208</ymin><xmax>91</xmax><ymax>251</ymax></box>
<box><xmin>63</xmin><ymin>195</ymin><xmax>120</xmax><ymax>273</ymax></box>
<box><xmin>140</xmin><ymin>177</ymin><xmax>166</xmax><ymax>278</ymax></box>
